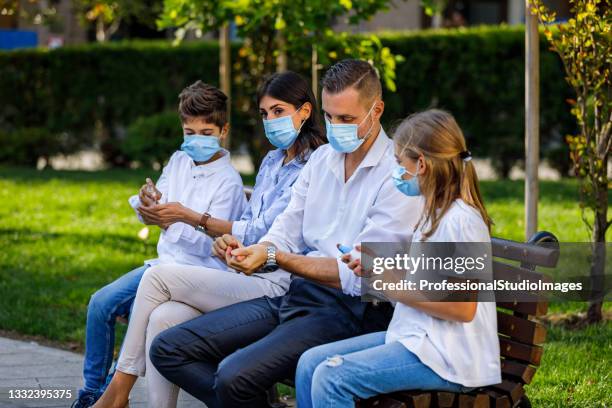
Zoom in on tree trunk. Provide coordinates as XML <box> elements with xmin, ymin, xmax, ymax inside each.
<box><xmin>586</xmin><ymin>184</ymin><xmax>608</xmax><ymax>323</ymax></box>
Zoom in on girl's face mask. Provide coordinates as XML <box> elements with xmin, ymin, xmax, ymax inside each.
<box><xmin>392</xmin><ymin>164</ymin><xmax>421</xmax><ymax>196</ymax></box>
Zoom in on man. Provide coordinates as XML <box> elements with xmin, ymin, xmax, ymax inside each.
<box><xmin>149</xmin><ymin>59</ymin><xmax>422</xmax><ymax>408</ymax></box>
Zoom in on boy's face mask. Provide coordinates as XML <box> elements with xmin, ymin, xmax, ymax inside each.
<box><xmin>181</xmin><ymin>134</ymin><xmax>222</xmax><ymax>162</ymax></box>
<box><xmin>325</xmin><ymin>102</ymin><xmax>376</xmax><ymax>153</ymax></box>
<box><xmin>262</xmin><ymin>105</ymin><xmax>305</xmax><ymax>149</ymax></box>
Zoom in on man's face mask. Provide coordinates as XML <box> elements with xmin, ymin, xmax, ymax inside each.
<box><xmin>325</xmin><ymin>102</ymin><xmax>377</xmax><ymax>153</ymax></box>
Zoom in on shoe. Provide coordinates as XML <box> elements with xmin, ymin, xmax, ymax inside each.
<box><xmin>70</xmin><ymin>392</ymin><xmax>97</xmax><ymax>408</ymax></box>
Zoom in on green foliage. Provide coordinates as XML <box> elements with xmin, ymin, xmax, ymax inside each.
<box><xmin>0</xmin><ymin>127</ymin><xmax>62</xmax><ymax>167</ymax></box>
<box><xmin>380</xmin><ymin>25</ymin><xmax>576</xmax><ymax>177</ymax></box>
<box><xmin>0</xmin><ymin>27</ymin><xmax>576</xmax><ymax>175</ymax></box>
<box><xmin>533</xmin><ymin>0</ymin><xmax>611</xmax><ymax>232</ymax></box>
<box><xmin>531</xmin><ymin>0</ymin><xmax>611</xmax><ymax>322</ymax></box>
<box><xmin>121</xmin><ymin>111</ymin><xmax>182</xmax><ymax>168</ymax></box>
<box><xmin>159</xmin><ymin>0</ymin><xmax>403</xmax><ymax>91</ymax></box>
<box><xmin>0</xmin><ymin>40</ymin><xmax>220</xmax><ymax>166</ymax></box>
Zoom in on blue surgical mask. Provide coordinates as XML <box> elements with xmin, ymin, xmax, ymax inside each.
<box><xmin>392</xmin><ymin>165</ymin><xmax>421</xmax><ymax>196</ymax></box>
<box><xmin>263</xmin><ymin>107</ymin><xmax>304</xmax><ymax>149</ymax></box>
<box><xmin>326</xmin><ymin>102</ymin><xmax>376</xmax><ymax>153</ymax></box>
<box><xmin>181</xmin><ymin>135</ymin><xmax>221</xmax><ymax>162</ymax></box>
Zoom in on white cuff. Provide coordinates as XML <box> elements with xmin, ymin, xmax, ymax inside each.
<box><xmin>337</xmin><ymin>257</ymin><xmax>361</xmax><ymax>296</ymax></box>
<box><xmin>128</xmin><ymin>195</ymin><xmax>144</xmax><ymax>223</ymax></box>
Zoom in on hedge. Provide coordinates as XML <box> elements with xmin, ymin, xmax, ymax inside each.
<box><xmin>0</xmin><ymin>26</ymin><xmax>575</xmax><ymax>176</ymax></box>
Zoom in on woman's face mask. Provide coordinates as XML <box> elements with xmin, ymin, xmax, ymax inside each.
<box><xmin>181</xmin><ymin>134</ymin><xmax>222</xmax><ymax>162</ymax></box>
<box><xmin>326</xmin><ymin>102</ymin><xmax>376</xmax><ymax>153</ymax></box>
<box><xmin>392</xmin><ymin>164</ymin><xmax>421</xmax><ymax>196</ymax></box>
<box><xmin>262</xmin><ymin>105</ymin><xmax>304</xmax><ymax>149</ymax></box>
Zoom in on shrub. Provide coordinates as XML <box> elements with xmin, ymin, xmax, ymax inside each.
<box><xmin>122</xmin><ymin>111</ymin><xmax>182</xmax><ymax>168</ymax></box>
<box><xmin>0</xmin><ymin>127</ymin><xmax>62</xmax><ymax>167</ymax></box>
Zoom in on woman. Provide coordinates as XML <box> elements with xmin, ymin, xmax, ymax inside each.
<box><xmin>295</xmin><ymin>109</ymin><xmax>501</xmax><ymax>407</ymax></box>
<box><xmin>93</xmin><ymin>71</ymin><xmax>326</xmax><ymax>408</ymax></box>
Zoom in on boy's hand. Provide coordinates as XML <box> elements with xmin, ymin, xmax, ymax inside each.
<box><xmin>139</xmin><ymin>178</ymin><xmax>161</xmax><ymax>206</ymax></box>
<box><xmin>138</xmin><ymin>202</ymin><xmax>186</xmax><ymax>228</ymax></box>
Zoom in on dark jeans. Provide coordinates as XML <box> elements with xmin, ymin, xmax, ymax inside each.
<box><xmin>150</xmin><ymin>278</ymin><xmax>393</xmax><ymax>408</ymax></box>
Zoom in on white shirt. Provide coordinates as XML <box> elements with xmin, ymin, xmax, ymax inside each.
<box><xmin>129</xmin><ymin>150</ymin><xmax>247</xmax><ymax>270</ymax></box>
<box><xmin>385</xmin><ymin>199</ymin><xmax>502</xmax><ymax>387</ymax></box>
<box><xmin>259</xmin><ymin>129</ymin><xmax>422</xmax><ymax>291</ymax></box>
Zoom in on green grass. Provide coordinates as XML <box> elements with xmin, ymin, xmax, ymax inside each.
<box><xmin>0</xmin><ymin>166</ymin><xmax>610</xmax><ymax>407</ymax></box>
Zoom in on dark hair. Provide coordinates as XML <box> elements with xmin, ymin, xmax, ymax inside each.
<box><xmin>321</xmin><ymin>59</ymin><xmax>382</xmax><ymax>104</ymax></box>
<box><xmin>257</xmin><ymin>71</ymin><xmax>326</xmax><ymax>160</ymax></box>
<box><xmin>178</xmin><ymin>80</ymin><xmax>228</xmax><ymax>128</ymax></box>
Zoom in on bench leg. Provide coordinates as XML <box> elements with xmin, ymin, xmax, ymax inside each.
<box><xmin>515</xmin><ymin>396</ymin><xmax>532</xmax><ymax>408</ymax></box>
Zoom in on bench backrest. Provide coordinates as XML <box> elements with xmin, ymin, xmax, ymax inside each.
<box><xmin>487</xmin><ymin>232</ymin><xmax>560</xmax><ymax>406</ymax></box>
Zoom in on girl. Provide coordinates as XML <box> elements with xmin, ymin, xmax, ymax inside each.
<box><xmin>295</xmin><ymin>109</ymin><xmax>501</xmax><ymax>407</ymax></box>
<box><xmin>93</xmin><ymin>71</ymin><xmax>326</xmax><ymax>408</ymax></box>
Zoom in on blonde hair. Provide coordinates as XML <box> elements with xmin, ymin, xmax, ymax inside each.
<box><xmin>393</xmin><ymin>109</ymin><xmax>492</xmax><ymax>240</ymax></box>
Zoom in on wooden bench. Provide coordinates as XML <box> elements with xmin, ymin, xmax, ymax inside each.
<box><xmin>355</xmin><ymin>231</ymin><xmax>560</xmax><ymax>408</ymax></box>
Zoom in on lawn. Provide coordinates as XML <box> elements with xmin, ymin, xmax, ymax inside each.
<box><xmin>0</xmin><ymin>166</ymin><xmax>610</xmax><ymax>407</ymax></box>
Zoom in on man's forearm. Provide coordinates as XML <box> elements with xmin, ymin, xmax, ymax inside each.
<box><xmin>275</xmin><ymin>250</ymin><xmax>341</xmax><ymax>289</ymax></box>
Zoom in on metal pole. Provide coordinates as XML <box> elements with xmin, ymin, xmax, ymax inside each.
<box><xmin>525</xmin><ymin>0</ymin><xmax>540</xmax><ymax>239</ymax></box>
<box><xmin>220</xmin><ymin>23</ymin><xmax>232</xmax><ymax>149</ymax></box>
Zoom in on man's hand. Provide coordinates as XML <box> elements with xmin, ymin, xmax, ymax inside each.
<box><xmin>228</xmin><ymin>244</ymin><xmax>268</xmax><ymax>275</ymax></box>
<box><xmin>138</xmin><ymin>202</ymin><xmax>186</xmax><ymax>229</ymax></box>
<box><xmin>212</xmin><ymin>234</ymin><xmax>245</xmax><ymax>263</ymax></box>
<box><xmin>139</xmin><ymin>178</ymin><xmax>162</xmax><ymax>206</ymax></box>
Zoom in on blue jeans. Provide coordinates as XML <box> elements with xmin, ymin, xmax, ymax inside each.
<box><xmin>79</xmin><ymin>265</ymin><xmax>148</xmax><ymax>399</ymax></box>
<box><xmin>296</xmin><ymin>331</ymin><xmax>468</xmax><ymax>408</ymax></box>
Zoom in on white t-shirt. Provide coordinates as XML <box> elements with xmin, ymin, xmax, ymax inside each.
<box><xmin>385</xmin><ymin>199</ymin><xmax>501</xmax><ymax>387</ymax></box>
<box><xmin>129</xmin><ymin>150</ymin><xmax>247</xmax><ymax>270</ymax></box>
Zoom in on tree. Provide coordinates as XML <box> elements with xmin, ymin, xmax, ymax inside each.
<box><xmin>74</xmin><ymin>0</ymin><xmax>163</xmax><ymax>42</ymax></box>
<box><xmin>159</xmin><ymin>0</ymin><xmax>404</xmax><ymax>163</ymax></box>
<box><xmin>532</xmin><ymin>0</ymin><xmax>611</xmax><ymax>323</ymax></box>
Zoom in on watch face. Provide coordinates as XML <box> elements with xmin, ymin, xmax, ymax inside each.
<box><xmin>261</xmin><ymin>263</ymin><xmax>279</xmax><ymax>273</ymax></box>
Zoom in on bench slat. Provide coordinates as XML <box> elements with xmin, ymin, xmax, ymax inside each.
<box><xmin>490</xmin><ymin>380</ymin><xmax>525</xmax><ymax>405</ymax></box>
<box><xmin>501</xmin><ymin>358</ymin><xmax>537</xmax><ymax>384</ymax></box>
<box><xmin>491</xmin><ymin>238</ymin><xmax>559</xmax><ymax>268</ymax></box>
<box><xmin>497</xmin><ymin>296</ymin><xmax>549</xmax><ymax>316</ymax></box>
<box><xmin>497</xmin><ymin>311</ymin><xmax>547</xmax><ymax>345</ymax></box>
<box><xmin>458</xmin><ymin>393</ymin><xmax>490</xmax><ymax>408</ymax></box>
<box><xmin>492</xmin><ymin>261</ymin><xmax>552</xmax><ymax>283</ymax></box>
<box><xmin>499</xmin><ymin>337</ymin><xmax>543</xmax><ymax>365</ymax></box>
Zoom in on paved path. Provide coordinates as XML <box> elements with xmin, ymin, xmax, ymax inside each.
<box><xmin>0</xmin><ymin>337</ymin><xmax>203</xmax><ymax>408</ymax></box>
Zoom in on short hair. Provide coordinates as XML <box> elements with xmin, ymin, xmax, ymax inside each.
<box><xmin>178</xmin><ymin>80</ymin><xmax>228</xmax><ymax>128</ymax></box>
<box><xmin>321</xmin><ymin>59</ymin><xmax>382</xmax><ymax>103</ymax></box>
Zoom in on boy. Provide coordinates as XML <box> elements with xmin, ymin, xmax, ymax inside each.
<box><xmin>72</xmin><ymin>81</ymin><xmax>246</xmax><ymax>408</ymax></box>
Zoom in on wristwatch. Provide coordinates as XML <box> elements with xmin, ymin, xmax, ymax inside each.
<box><xmin>260</xmin><ymin>245</ymin><xmax>279</xmax><ymax>273</ymax></box>
<box><xmin>194</xmin><ymin>212</ymin><xmax>211</xmax><ymax>233</ymax></box>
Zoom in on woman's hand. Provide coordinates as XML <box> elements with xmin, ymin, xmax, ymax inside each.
<box><xmin>227</xmin><ymin>244</ymin><xmax>268</xmax><ymax>275</ymax></box>
<box><xmin>213</xmin><ymin>234</ymin><xmax>246</xmax><ymax>263</ymax></box>
<box><xmin>138</xmin><ymin>202</ymin><xmax>186</xmax><ymax>228</ymax></box>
